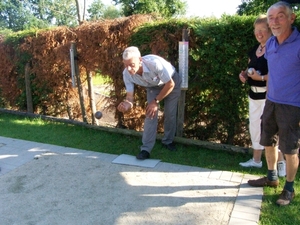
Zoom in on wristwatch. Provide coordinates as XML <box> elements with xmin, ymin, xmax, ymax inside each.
<box><xmin>154</xmin><ymin>98</ymin><xmax>160</xmax><ymax>104</ymax></box>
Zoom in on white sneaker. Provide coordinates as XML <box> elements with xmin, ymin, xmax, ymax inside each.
<box><xmin>239</xmin><ymin>158</ymin><xmax>262</xmax><ymax>168</ymax></box>
<box><xmin>277</xmin><ymin>161</ymin><xmax>286</xmax><ymax>177</ymax></box>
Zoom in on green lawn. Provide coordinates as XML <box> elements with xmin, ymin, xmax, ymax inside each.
<box><xmin>0</xmin><ymin>112</ymin><xmax>299</xmax><ymax>224</ymax></box>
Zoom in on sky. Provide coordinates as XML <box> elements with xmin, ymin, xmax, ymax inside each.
<box><xmin>86</xmin><ymin>0</ymin><xmax>242</xmax><ymax>18</ymax></box>
<box><xmin>186</xmin><ymin>0</ymin><xmax>242</xmax><ymax>17</ymax></box>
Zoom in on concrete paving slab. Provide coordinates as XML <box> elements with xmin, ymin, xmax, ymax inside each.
<box><xmin>0</xmin><ymin>136</ymin><xmax>262</xmax><ymax>225</ymax></box>
<box><xmin>112</xmin><ymin>154</ymin><xmax>161</xmax><ymax>168</ymax></box>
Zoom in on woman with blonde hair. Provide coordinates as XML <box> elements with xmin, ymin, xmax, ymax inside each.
<box><xmin>238</xmin><ymin>15</ymin><xmax>286</xmax><ymax>176</ymax></box>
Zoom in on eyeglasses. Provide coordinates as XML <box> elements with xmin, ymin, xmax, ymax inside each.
<box><xmin>254</xmin><ymin>28</ymin><xmax>269</xmax><ymax>33</ymax></box>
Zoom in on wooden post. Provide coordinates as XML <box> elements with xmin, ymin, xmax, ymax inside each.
<box><xmin>176</xmin><ymin>29</ymin><xmax>189</xmax><ymax>137</ymax></box>
<box><xmin>70</xmin><ymin>42</ymin><xmax>87</xmax><ymax>123</ymax></box>
<box><xmin>24</xmin><ymin>62</ymin><xmax>33</xmax><ymax>113</ymax></box>
<box><xmin>176</xmin><ymin>89</ymin><xmax>186</xmax><ymax>137</ymax></box>
<box><xmin>87</xmin><ymin>71</ymin><xmax>98</xmax><ymax>125</ymax></box>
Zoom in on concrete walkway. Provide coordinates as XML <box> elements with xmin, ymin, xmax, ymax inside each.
<box><xmin>0</xmin><ymin>136</ymin><xmax>263</xmax><ymax>225</ymax></box>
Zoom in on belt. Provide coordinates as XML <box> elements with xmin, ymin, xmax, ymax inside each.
<box><xmin>251</xmin><ymin>86</ymin><xmax>267</xmax><ymax>93</ymax></box>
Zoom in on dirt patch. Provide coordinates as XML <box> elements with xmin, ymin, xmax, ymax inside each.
<box><xmin>93</xmin><ymin>85</ymin><xmax>117</xmax><ymax>127</ymax></box>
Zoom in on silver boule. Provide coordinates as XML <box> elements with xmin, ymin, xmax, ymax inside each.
<box><xmin>247</xmin><ymin>68</ymin><xmax>254</xmax><ymax>75</ymax></box>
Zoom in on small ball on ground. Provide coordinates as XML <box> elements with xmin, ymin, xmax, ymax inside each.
<box><xmin>95</xmin><ymin>111</ymin><xmax>103</xmax><ymax>119</ymax></box>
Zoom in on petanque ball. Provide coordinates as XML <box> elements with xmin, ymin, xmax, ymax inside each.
<box><xmin>95</xmin><ymin>111</ymin><xmax>103</xmax><ymax>119</ymax></box>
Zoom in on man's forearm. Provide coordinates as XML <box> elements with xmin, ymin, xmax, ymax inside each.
<box><xmin>155</xmin><ymin>79</ymin><xmax>175</xmax><ymax>101</ymax></box>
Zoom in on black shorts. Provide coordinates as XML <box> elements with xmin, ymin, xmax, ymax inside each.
<box><xmin>260</xmin><ymin>100</ymin><xmax>300</xmax><ymax>154</ymax></box>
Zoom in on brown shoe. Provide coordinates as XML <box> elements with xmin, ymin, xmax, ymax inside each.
<box><xmin>248</xmin><ymin>177</ymin><xmax>279</xmax><ymax>187</ymax></box>
<box><xmin>276</xmin><ymin>189</ymin><xmax>295</xmax><ymax>206</ymax></box>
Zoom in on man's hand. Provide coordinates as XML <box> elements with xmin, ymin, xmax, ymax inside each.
<box><xmin>146</xmin><ymin>100</ymin><xmax>158</xmax><ymax>119</ymax></box>
<box><xmin>117</xmin><ymin>100</ymin><xmax>133</xmax><ymax>113</ymax></box>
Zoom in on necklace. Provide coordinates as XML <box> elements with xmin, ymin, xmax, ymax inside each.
<box><xmin>259</xmin><ymin>44</ymin><xmax>265</xmax><ymax>53</ymax></box>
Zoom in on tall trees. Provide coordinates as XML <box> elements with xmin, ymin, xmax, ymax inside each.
<box><xmin>75</xmin><ymin>0</ymin><xmax>87</xmax><ymax>24</ymax></box>
<box><xmin>88</xmin><ymin>0</ymin><xmax>122</xmax><ymax>20</ymax></box>
<box><xmin>0</xmin><ymin>0</ymin><xmax>188</xmax><ymax>31</ymax></box>
<box><xmin>112</xmin><ymin>0</ymin><xmax>187</xmax><ymax>17</ymax></box>
<box><xmin>0</xmin><ymin>0</ymin><xmax>123</xmax><ymax>31</ymax></box>
<box><xmin>237</xmin><ymin>0</ymin><xmax>299</xmax><ymax>16</ymax></box>
<box><xmin>49</xmin><ymin>0</ymin><xmax>78</xmax><ymax>26</ymax></box>
<box><xmin>102</xmin><ymin>5</ymin><xmax>122</xmax><ymax>19</ymax></box>
<box><xmin>0</xmin><ymin>0</ymin><xmax>47</xmax><ymax>31</ymax></box>
<box><xmin>0</xmin><ymin>0</ymin><xmax>79</xmax><ymax>31</ymax></box>
<box><xmin>87</xmin><ymin>0</ymin><xmax>106</xmax><ymax>20</ymax></box>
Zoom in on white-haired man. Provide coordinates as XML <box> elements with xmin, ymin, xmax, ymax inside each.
<box><xmin>117</xmin><ymin>46</ymin><xmax>181</xmax><ymax>160</ymax></box>
<box><xmin>248</xmin><ymin>1</ymin><xmax>300</xmax><ymax>206</ymax></box>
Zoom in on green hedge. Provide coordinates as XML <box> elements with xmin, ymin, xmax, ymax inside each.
<box><xmin>1</xmin><ymin>14</ymin><xmax>299</xmax><ymax>147</ymax></box>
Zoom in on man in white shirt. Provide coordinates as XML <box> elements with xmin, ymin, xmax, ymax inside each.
<box><xmin>117</xmin><ymin>46</ymin><xmax>181</xmax><ymax>160</ymax></box>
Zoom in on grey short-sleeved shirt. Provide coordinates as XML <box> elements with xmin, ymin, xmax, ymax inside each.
<box><xmin>123</xmin><ymin>54</ymin><xmax>175</xmax><ymax>92</ymax></box>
